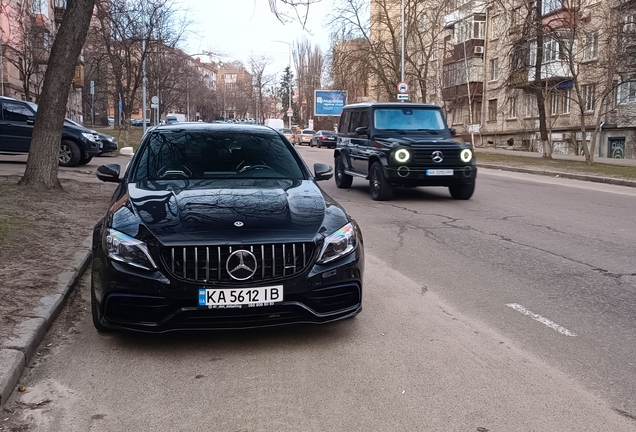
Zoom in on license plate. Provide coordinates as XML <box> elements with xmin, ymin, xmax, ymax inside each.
<box><xmin>426</xmin><ymin>169</ymin><xmax>453</xmax><ymax>176</ymax></box>
<box><xmin>198</xmin><ymin>286</ymin><xmax>283</xmax><ymax>307</ymax></box>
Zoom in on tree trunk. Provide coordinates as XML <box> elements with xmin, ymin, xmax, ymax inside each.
<box><xmin>19</xmin><ymin>0</ymin><xmax>96</xmax><ymax>189</ymax></box>
<box><xmin>533</xmin><ymin>0</ymin><xmax>552</xmax><ymax>159</ymax></box>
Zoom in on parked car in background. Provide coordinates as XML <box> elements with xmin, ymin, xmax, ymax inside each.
<box><xmin>0</xmin><ymin>96</ymin><xmax>102</xmax><ymax>167</ymax></box>
<box><xmin>310</xmin><ymin>130</ymin><xmax>337</xmax><ymax>148</ymax></box>
<box><xmin>91</xmin><ymin>122</ymin><xmax>364</xmax><ymax>332</ymax></box>
<box><xmin>334</xmin><ymin>102</ymin><xmax>476</xmax><ymax>201</ymax></box>
<box><xmin>65</xmin><ymin>119</ymin><xmax>118</xmax><ymax>155</ymax></box>
<box><xmin>294</xmin><ymin>129</ymin><xmax>315</xmax><ymax>146</ymax></box>
<box><xmin>279</xmin><ymin>128</ymin><xmax>294</xmax><ymax>143</ymax></box>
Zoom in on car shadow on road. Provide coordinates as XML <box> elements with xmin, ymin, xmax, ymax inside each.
<box><xmin>341</xmin><ymin>184</ymin><xmax>457</xmax><ymax>203</ymax></box>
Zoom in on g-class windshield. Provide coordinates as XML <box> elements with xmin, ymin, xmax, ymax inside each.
<box><xmin>374</xmin><ymin>108</ymin><xmax>446</xmax><ymax>131</ymax></box>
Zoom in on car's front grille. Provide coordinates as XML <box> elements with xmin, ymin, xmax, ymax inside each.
<box><xmin>411</xmin><ymin>148</ymin><xmax>461</xmax><ymax>166</ymax></box>
<box><xmin>161</xmin><ymin>243</ymin><xmax>315</xmax><ymax>284</ymax></box>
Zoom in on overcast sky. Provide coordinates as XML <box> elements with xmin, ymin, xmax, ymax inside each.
<box><xmin>181</xmin><ymin>0</ymin><xmax>333</xmax><ymax>80</ymax></box>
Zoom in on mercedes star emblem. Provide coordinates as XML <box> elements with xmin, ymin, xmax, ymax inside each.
<box><xmin>432</xmin><ymin>151</ymin><xmax>444</xmax><ymax>163</ymax></box>
<box><xmin>226</xmin><ymin>250</ymin><xmax>258</xmax><ymax>281</ymax></box>
<box><xmin>234</xmin><ymin>221</ymin><xmax>244</xmax><ymax>227</ymax></box>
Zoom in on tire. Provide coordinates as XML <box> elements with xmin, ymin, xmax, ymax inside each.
<box><xmin>449</xmin><ymin>182</ymin><xmax>475</xmax><ymax>200</ymax></box>
<box><xmin>335</xmin><ymin>155</ymin><xmax>353</xmax><ymax>188</ymax></box>
<box><xmin>317</xmin><ymin>141</ymin><xmax>322</xmax><ymax>148</ymax></box>
<box><xmin>59</xmin><ymin>140</ymin><xmax>81</xmax><ymax>167</ymax></box>
<box><xmin>91</xmin><ymin>283</ymin><xmax>110</xmax><ymax>333</ymax></box>
<box><xmin>77</xmin><ymin>155</ymin><xmax>93</xmax><ymax>166</ymax></box>
<box><xmin>369</xmin><ymin>162</ymin><xmax>393</xmax><ymax>201</ymax></box>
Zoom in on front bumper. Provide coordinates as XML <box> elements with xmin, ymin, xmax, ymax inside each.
<box><xmin>92</xmin><ymin>249</ymin><xmax>363</xmax><ymax>332</ymax></box>
<box><xmin>385</xmin><ymin>164</ymin><xmax>477</xmax><ymax>186</ymax></box>
<box><xmin>83</xmin><ymin>138</ymin><xmax>103</xmax><ymax>156</ymax></box>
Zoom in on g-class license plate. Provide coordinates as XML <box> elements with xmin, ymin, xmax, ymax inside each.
<box><xmin>426</xmin><ymin>169</ymin><xmax>453</xmax><ymax>176</ymax></box>
<box><xmin>198</xmin><ymin>286</ymin><xmax>283</xmax><ymax>307</ymax></box>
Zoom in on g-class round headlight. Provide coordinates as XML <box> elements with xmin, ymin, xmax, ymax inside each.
<box><xmin>395</xmin><ymin>149</ymin><xmax>410</xmax><ymax>163</ymax></box>
<box><xmin>460</xmin><ymin>149</ymin><xmax>473</xmax><ymax>162</ymax></box>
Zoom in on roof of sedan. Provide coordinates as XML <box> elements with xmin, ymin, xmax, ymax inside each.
<box><xmin>149</xmin><ymin>122</ymin><xmax>279</xmax><ymax>133</ymax></box>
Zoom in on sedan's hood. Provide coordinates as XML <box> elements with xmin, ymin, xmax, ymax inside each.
<box><xmin>112</xmin><ymin>179</ymin><xmax>348</xmax><ymax>245</ymax></box>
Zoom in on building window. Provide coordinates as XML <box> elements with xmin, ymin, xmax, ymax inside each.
<box><xmin>583</xmin><ymin>84</ymin><xmax>596</xmax><ymax>112</ymax></box>
<box><xmin>543</xmin><ymin>39</ymin><xmax>559</xmax><ymax>62</ymax></box>
<box><xmin>525</xmin><ymin>93</ymin><xmax>537</xmax><ymax>117</ymax></box>
<box><xmin>472</xmin><ymin>100</ymin><xmax>482</xmax><ymax>123</ymax></box>
<box><xmin>584</xmin><ymin>33</ymin><xmax>598</xmax><ymax>60</ymax></box>
<box><xmin>529</xmin><ymin>41</ymin><xmax>537</xmax><ymax>66</ymax></box>
<box><xmin>454</xmin><ymin>14</ymin><xmax>486</xmax><ymax>43</ymax></box>
<box><xmin>542</xmin><ymin>0</ymin><xmax>567</xmax><ymax>15</ymax></box>
<box><xmin>617</xmin><ymin>81</ymin><xmax>636</xmax><ymax>104</ymax></box>
<box><xmin>488</xmin><ymin>99</ymin><xmax>498</xmax><ymax>121</ymax></box>
<box><xmin>551</xmin><ymin>94</ymin><xmax>559</xmax><ymax>115</ymax></box>
<box><xmin>490</xmin><ymin>58</ymin><xmax>499</xmax><ymax>81</ymax></box>
<box><xmin>509</xmin><ymin>96</ymin><xmax>517</xmax><ymax>118</ymax></box>
<box><xmin>563</xmin><ymin>89</ymin><xmax>571</xmax><ymax>113</ymax></box>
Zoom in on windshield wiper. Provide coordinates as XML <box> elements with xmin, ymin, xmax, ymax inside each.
<box><xmin>413</xmin><ymin>129</ymin><xmax>439</xmax><ymax>134</ymax></box>
<box><xmin>380</xmin><ymin>129</ymin><xmax>406</xmax><ymax>135</ymax></box>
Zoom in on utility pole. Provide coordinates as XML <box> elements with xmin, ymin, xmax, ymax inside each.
<box><xmin>401</xmin><ymin>0</ymin><xmax>405</xmax><ymax>102</ymax></box>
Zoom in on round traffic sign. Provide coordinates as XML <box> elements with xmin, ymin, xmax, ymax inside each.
<box><xmin>151</xmin><ymin>96</ymin><xmax>159</xmax><ymax>104</ymax></box>
<box><xmin>398</xmin><ymin>82</ymin><xmax>409</xmax><ymax>93</ymax></box>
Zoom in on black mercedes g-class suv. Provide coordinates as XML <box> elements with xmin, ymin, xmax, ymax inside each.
<box><xmin>334</xmin><ymin>102</ymin><xmax>476</xmax><ymax>201</ymax></box>
<box><xmin>0</xmin><ymin>96</ymin><xmax>102</xmax><ymax>167</ymax></box>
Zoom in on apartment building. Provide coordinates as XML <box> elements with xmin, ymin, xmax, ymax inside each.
<box><xmin>0</xmin><ymin>0</ymin><xmax>83</xmax><ymax>121</ymax></box>
<box><xmin>443</xmin><ymin>0</ymin><xmax>636</xmax><ymax>158</ymax></box>
<box><xmin>217</xmin><ymin>61</ymin><xmax>252</xmax><ymax>119</ymax></box>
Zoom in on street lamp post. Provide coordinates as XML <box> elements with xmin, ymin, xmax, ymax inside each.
<box><xmin>272</xmin><ymin>40</ymin><xmax>292</xmax><ymax>129</ymax></box>
<box><xmin>401</xmin><ymin>0</ymin><xmax>405</xmax><ymax>103</ymax></box>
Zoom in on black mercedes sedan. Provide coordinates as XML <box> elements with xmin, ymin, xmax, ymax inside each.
<box><xmin>91</xmin><ymin>123</ymin><xmax>364</xmax><ymax>332</ymax></box>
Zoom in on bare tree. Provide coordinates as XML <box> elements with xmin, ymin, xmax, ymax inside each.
<box><xmin>2</xmin><ymin>0</ymin><xmax>52</xmax><ymax>101</ymax></box>
<box><xmin>293</xmin><ymin>39</ymin><xmax>323</xmax><ymax>123</ymax></box>
<box><xmin>249</xmin><ymin>55</ymin><xmax>274</xmax><ymax>122</ymax></box>
<box><xmin>19</xmin><ymin>0</ymin><xmax>97</xmax><ymax>189</ymax></box>
<box><xmin>330</xmin><ymin>0</ymin><xmax>448</xmax><ymax>104</ymax></box>
<box><xmin>92</xmin><ymin>0</ymin><xmax>187</xmax><ymax>144</ymax></box>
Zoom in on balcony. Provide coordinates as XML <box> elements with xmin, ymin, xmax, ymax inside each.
<box><xmin>442</xmin><ymin>82</ymin><xmax>484</xmax><ymax>100</ymax></box>
<box><xmin>444</xmin><ymin>0</ymin><xmax>486</xmax><ymax>27</ymax></box>
<box><xmin>527</xmin><ymin>60</ymin><xmax>572</xmax><ymax>81</ymax></box>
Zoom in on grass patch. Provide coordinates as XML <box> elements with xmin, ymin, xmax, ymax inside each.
<box><xmin>476</xmin><ymin>152</ymin><xmax>636</xmax><ymax>180</ymax></box>
<box><xmin>92</xmin><ymin>126</ymin><xmax>145</xmax><ymax>153</ymax></box>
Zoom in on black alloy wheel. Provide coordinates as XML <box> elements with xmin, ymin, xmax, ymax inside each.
<box><xmin>335</xmin><ymin>155</ymin><xmax>353</xmax><ymax>188</ymax></box>
<box><xmin>448</xmin><ymin>182</ymin><xmax>475</xmax><ymax>200</ymax></box>
<box><xmin>59</xmin><ymin>140</ymin><xmax>81</xmax><ymax>167</ymax></box>
<box><xmin>369</xmin><ymin>162</ymin><xmax>393</xmax><ymax>201</ymax></box>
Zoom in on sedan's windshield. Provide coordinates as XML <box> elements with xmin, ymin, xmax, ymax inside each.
<box><xmin>133</xmin><ymin>130</ymin><xmax>306</xmax><ymax>181</ymax></box>
<box><xmin>374</xmin><ymin>108</ymin><xmax>446</xmax><ymax>131</ymax></box>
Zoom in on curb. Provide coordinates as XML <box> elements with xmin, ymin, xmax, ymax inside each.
<box><xmin>0</xmin><ymin>240</ymin><xmax>92</xmax><ymax>408</ymax></box>
<box><xmin>478</xmin><ymin>163</ymin><xmax>636</xmax><ymax>188</ymax></box>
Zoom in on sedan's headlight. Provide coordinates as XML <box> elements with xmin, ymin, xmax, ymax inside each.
<box><xmin>82</xmin><ymin>132</ymin><xmax>98</xmax><ymax>142</ymax></box>
<box><xmin>317</xmin><ymin>223</ymin><xmax>357</xmax><ymax>264</ymax></box>
<box><xmin>394</xmin><ymin>149</ymin><xmax>410</xmax><ymax>163</ymax></box>
<box><xmin>460</xmin><ymin>149</ymin><xmax>473</xmax><ymax>162</ymax></box>
<box><xmin>103</xmin><ymin>229</ymin><xmax>157</xmax><ymax>270</ymax></box>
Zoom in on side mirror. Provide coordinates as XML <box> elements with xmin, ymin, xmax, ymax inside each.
<box><xmin>97</xmin><ymin>164</ymin><xmax>122</xmax><ymax>183</ymax></box>
<box><xmin>449</xmin><ymin>128</ymin><xmax>457</xmax><ymax>137</ymax></box>
<box><xmin>313</xmin><ymin>163</ymin><xmax>333</xmax><ymax>181</ymax></box>
<box><xmin>26</xmin><ymin>115</ymin><xmax>35</xmax><ymax>125</ymax></box>
<box><xmin>119</xmin><ymin>146</ymin><xmax>135</xmax><ymax>157</ymax></box>
<box><xmin>355</xmin><ymin>126</ymin><xmax>368</xmax><ymax>136</ymax></box>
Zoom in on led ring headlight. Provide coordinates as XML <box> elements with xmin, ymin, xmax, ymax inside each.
<box><xmin>460</xmin><ymin>149</ymin><xmax>473</xmax><ymax>162</ymax></box>
<box><xmin>395</xmin><ymin>149</ymin><xmax>410</xmax><ymax>163</ymax></box>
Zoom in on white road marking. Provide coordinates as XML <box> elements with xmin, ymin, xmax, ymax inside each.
<box><xmin>506</xmin><ymin>303</ymin><xmax>577</xmax><ymax>337</ymax></box>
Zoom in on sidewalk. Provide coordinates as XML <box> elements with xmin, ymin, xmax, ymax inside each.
<box><xmin>477</xmin><ymin>147</ymin><xmax>636</xmax><ymax>166</ymax></box>
<box><xmin>475</xmin><ymin>147</ymin><xmax>636</xmax><ymax>187</ymax></box>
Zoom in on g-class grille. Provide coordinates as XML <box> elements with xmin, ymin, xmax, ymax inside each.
<box><xmin>411</xmin><ymin>148</ymin><xmax>461</xmax><ymax>166</ymax></box>
<box><xmin>162</xmin><ymin>243</ymin><xmax>315</xmax><ymax>284</ymax></box>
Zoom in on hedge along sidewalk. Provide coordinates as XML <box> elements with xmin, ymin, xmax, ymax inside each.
<box><xmin>0</xmin><ymin>236</ymin><xmax>91</xmax><ymax>407</ymax></box>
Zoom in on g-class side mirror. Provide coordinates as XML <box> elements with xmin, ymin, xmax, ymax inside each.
<box><xmin>355</xmin><ymin>127</ymin><xmax>368</xmax><ymax>136</ymax></box>
<box><xmin>449</xmin><ymin>128</ymin><xmax>457</xmax><ymax>137</ymax></box>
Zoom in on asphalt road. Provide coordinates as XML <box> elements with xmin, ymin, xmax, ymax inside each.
<box><xmin>3</xmin><ymin>147</ymin><xmax>636</xmax><ymax>431</ymax></box>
